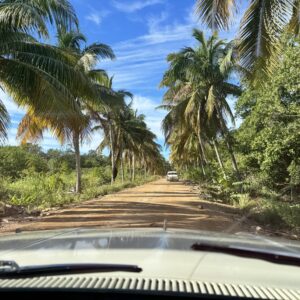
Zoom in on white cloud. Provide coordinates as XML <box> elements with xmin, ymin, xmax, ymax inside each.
<box><xmin>86</xmin><ymin>13</ymin><xmax>101</xmax><ymax>25</ymax></box>
<box><xmin>100</xmin><ymin>9</ymin><xmax>200</xmax><ymax>91</ymax></box>
<box><xmin>147</xmin><ymin>12</ymin><xmax>168</xmax><ymax>33</ymax></box>
<box><xmin>130</xmin><ymin>95</ymin><xmax>166</xmax><ymax>140</ymax></box>
<box><xmin>112</xmin><ymin>0</ymin><xmax>163</xmax><ymax>13</ymax></box>
<box><xmin>85</xmin><ymin>10</ymin><xmax>110</xmax><ymax>26</ymax></box>
<box><xmin>131</xmin><ymin>95</ymin><xmax>158</xmax><ymax>112</ymax></box>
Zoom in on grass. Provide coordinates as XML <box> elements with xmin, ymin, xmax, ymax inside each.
<box><xmin>250</xmin><ymin>200</ymin><xmax>300</xmax><ymax>229</ymax></box>
<box><xmin>0</xmin><ymin>168</ymin><xmax>159</xmax><ymax>212</ymax></box>
<box><xmin>198</xmin><ymin>181</ymin><xmax>300</xmax><ymax>231</ymax></box>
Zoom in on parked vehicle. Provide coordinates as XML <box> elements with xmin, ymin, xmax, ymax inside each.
<box><xmin>166</xmin><ymin>171</ymin><xmax>179</xmax><ymax>181</ymax></box>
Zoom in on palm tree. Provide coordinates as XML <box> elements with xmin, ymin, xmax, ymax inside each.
<box><xmin>93</xmin><ymin>85</ymin><xmax>163</xmax><ymax>183</ymax></box>
<box><xmin>89</xmin><ymin>76</ymin><xmax>131</xmax><ymax>184</ymax></box>
<box><xmin>57</xmin><ymin>30</ymin><xmax>115</xmax><ymax>192</ymax></box>
<box><xmin>195</xmin><ymin>0</ymin><xmax>299</xmax><ymax>75</ymax></box>
<box><xmin>0</xmin><ymin>0</ymin><xmax>98</xmax><ymax>141</ymax></box>
<box><xmin>17</xmin><ymin>31</ymin><xmax>115</xmax><ymax>193</ymax></box>
<box><xmin>160</xmin><ymin>29</ymin><xmax>241</xmax><ymax>179</ymax></box>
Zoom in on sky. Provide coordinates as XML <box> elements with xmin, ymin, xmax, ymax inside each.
<box><xmin>2</xmin><ymin>0</ymin><xmax>245</xmax><ymax>158</ymax></box>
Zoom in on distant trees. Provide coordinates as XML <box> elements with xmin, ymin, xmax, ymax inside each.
<box><xmin>0</xmin><ymin>145</ymin><xmax>110</xmax><ymax>179</ymax></box>
<box><xmin>91</xmin><ymin>78</ymin><xmax>165</xmax><ymax>184</ymax></box>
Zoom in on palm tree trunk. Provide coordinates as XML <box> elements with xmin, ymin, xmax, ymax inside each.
<box><xmin>212</xmin><ymin>140</ymin><xmax>227</xmax><ymax>180</ymax></box>
<box><xmin>73</xmin><ymin>132</ymin><xmax>81</xmax><ymax>193</ymax></box>
<box><xmin>199</xmin><ymin>155</ymin><xmax>206</xmax><ymax>176</ymax></box>
<box><xmin>108</xmin><ymin>121</ymin><xmax>114</xmax><ymax>185</ymax></box>
<box><xmin>197</xmin><ymin>133</ymin><xmax>208</xmax><ymax>176</ymax></box>
<box><xmin>120</xmin><ymin>150</ymin><xmax>124</xmax><ymax>184</ymax></box>
<box><xmin>197</xmin><ymin>108</ymin><xmax>208</xmax><ymax>165</ymax></box>
<box><xmin>128</xmin><ymin>155</ymin><xmax>132</xmax><ymax>180</ymax></box>
<box><xmin>132</xmin><ymin>153</ymin><xmax>135</xmax><ymax>181</ymax></box>
<box><xmin>215</xmin><ymin>101</ymin><xmax>240</xmax><ymax>180</ymax></box>
<box><xmin>225</xmin><ymin>139</ymin><xmax>240</xmax><ymax>180</ymax></box>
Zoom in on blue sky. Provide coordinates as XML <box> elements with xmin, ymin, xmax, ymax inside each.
<box><xmin>2</xmin><ymin>0</ymin><xmax>245</xmax><ymax>158</ymax></box>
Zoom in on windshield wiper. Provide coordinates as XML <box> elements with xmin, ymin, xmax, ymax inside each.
<box><xmin>0</xmin><ymin>260</ymin><xmax>142</xmax><ymax>278</ymax></box>
<box><xmin>191</xmin><ymin>243</ymin><xmax>300</xmax><ymax>267</ymax></box>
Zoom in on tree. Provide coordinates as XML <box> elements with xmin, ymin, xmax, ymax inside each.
<box><xmin>235</xmin><ymin>35</ymin><xmax>300</xmax><ymax>189</ymax></box>
<box><xmin>91</xmin><ymin>80</ymin><xmax>164</xmax><ymax>183</ymax></box>
<box><xmin>160</xmin><ymin>30</ymin><xmax>241</xmax><ymax>179</ymax></box>
<box><xmin>195</xmin><ymin>0</ymin><xmax>299</xmax><ymax>77</ymax></box>
<box><xmin>17</xmin><ymin>30</ymin><xmax>115</xmax><ymax>193</ymax></box>
<box><xmin>0</xmin><ymin>0</ymin><xmax>99</xmax><ymax>142</ymax></box>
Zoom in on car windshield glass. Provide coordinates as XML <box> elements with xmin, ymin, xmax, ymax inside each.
<box><xmin>0</xmin><ymin>0</ymin><xmax>299</xmax><ymax>285</ymax></box>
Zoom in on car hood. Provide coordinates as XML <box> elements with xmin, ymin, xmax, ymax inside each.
<box><xmin>0</xmin><ymin>228</ymin><xmax>300</xmax><ymax>288</ymax></box>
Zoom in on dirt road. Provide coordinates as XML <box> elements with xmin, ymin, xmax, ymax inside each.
<box><xmin>1</xmin><ymin>179</ymin><xmax>251</xmax><ymax>233</ymax></box>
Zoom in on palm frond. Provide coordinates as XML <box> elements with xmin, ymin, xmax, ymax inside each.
<box><xmin>0</xmin><ymin>0</ymin><xmax>78</xmax><ymax>36</ymax></box>
<box><xmin>57</xmin><ymin>30</ymin><xmax>86</xmax><ymax>50</ymax></box>
<box><xmin>192</xmin><ymin>29</ymin><xmax>208</xmax><ymax>54</ymax></box>
<box><xmin>239</xmin><ymin>0</ymin><xmax>294</xmax><ymax>73</ymax></box>
<box><xmin>0</xmin><ymin>97</ymin><xmax>10</xmax><ymax>142</ymax></box>
<box><xmin>195</xmin><ymin>0</ymin><xmax>238</xmax><ymax>31</ymax></box>
<box><xmin>0</xmin><ymin>2</ymin><xmax>48</xmax><ymax>36</ymax></box>
<box><xmin>288</xmin><ymin>0</ymin><xmax>300</xmax><ymax>35</ymax></box>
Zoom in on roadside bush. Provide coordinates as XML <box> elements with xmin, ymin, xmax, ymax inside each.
<box><xmin>8</xmin><ymin>173</ymin><xmax>76</xmax><ymax>209</ymax></box>
<box><xmin>181</xmin><ymin>167</ymin><xmax>206</xmax><ymax>182</ymax></box>
<box><xmin>248</xmin><ymin>199</ymin><xmax>300</xmax><ymax>229</ymax></box>
<box><xmin>6</xmin><ymin>172</ymin><xmax>159</xmax><ymax>211</ymax></box>
<box><xmin>231</xmin><ymin>193</ymin><xmax>256</xmax><ymax>212</ymax></box>
<box><xmin>0</xmin><ymin>177</ymin><xmax>10</xmax><ymax>203</ymax></box>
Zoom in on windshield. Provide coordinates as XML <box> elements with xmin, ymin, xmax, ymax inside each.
<box><xmin>0</xmin><ymin>0</ymin><xmax>300</xmax><ymax>282</ymax></box>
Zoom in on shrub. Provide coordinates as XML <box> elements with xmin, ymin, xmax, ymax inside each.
<box><xmin>231</xmin><ymin>193</ymin><xmax>256</xmax><ymax>212</ymax></box>
<box><xmin>0</xmin><ymin>177</ymin><xmax>10</xmax><ymax>203</ymax></box>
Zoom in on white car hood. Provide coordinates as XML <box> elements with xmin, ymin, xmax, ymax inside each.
<box><xmin>0</xmin><ymin>228</ymin><xmax>299</xmax><ymax>289</ymax></box>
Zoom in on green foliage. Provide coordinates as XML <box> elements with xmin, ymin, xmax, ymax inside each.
<box><xmin>47</xmin><ymin>149</ymin><xmax>76</xmax><ymax>173</ymax></box>
<box><xmin>0</xmin><ymin>145</ymin><xmax>110</xmax><ymax>179</ymax></box>
<box><xmin>0</xmin><ymin>145</ymin><xmax>47</xmax><ymax>178</ymax></box>
<box><xmin>251</xmin><ymin>201</ymin><xmax>300</xmax><ymax>229</ymax></box>
<box><xmin>5</xmin><ymin>170</ymin><xmax>158</xmax><ymax>210</ymax></box>
<box><xmin>0</xmin><ymin>177</ymin><xmax>10</xmax><ymax>203</ymax></box>
<box><xmin>9</xmin><ymin>173</ymin><xmax>75</xmax><ymax>209</ymax></box>
<box><xmin>288</xmin><ymin>160</ymin><xmax>300</xmax><ymax>186</ymax></box>
<box><xmin>181</xmin><ymin>168</ymin><xmax>204</xmax><ymax>182</ymax></box>
<box><xmin>231</xmin><ymin>193</ymin><xmax>256</xmax><ymax>212</ymax></box>
<box><xmin>0</xmin><ymin>144</ymin><xmax>158</xmax><ymax>210</ymax></box>
<box><xmin>81</xmin><ymin>151</ymin><xmax>109</xmax><ymax>168</ymax></box>
<box><xmin>235</xmin><ymin>36</ymin><xmax>300</xmax><ymax>190</ymax></box>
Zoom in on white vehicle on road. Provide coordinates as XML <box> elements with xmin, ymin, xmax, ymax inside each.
<box><xmin>166</xmin><ymin>171</ymin><xmax>179</xmax><ymax>181</ymax></box>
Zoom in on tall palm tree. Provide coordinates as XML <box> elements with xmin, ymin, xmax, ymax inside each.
<box><xmin>160</xmin><ymin>29</ymin><xmax>241</xmax><ymax>179</ymax></box>
<box><xmin>0</xmin><ymin>0</ymin><xmax>97</xmax><ymax>141</ymax></box>
<box><xmin>17</xmin><ymin>31</ymin><xmax>115</xmax><ymax>193</ymax></box>
<box><xmin>195</xmin><ymin>0</ymin><xmax>299</xmax><ymax>75</ymax></box>
<box><xmin>93</xmin><ymin>86</ymin><xmax>163</xmax><ymax>183</ymax></box>
<box><xmin>89</xmin><ymin>76</ymin><xmax>131</xmax><ymax>184</ymax></box>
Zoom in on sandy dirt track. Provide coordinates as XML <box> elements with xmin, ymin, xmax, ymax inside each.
<box><xmin>1</xmin><ymin>179</ymin><xmax>252</xmax><ymax>233</ymax></box>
